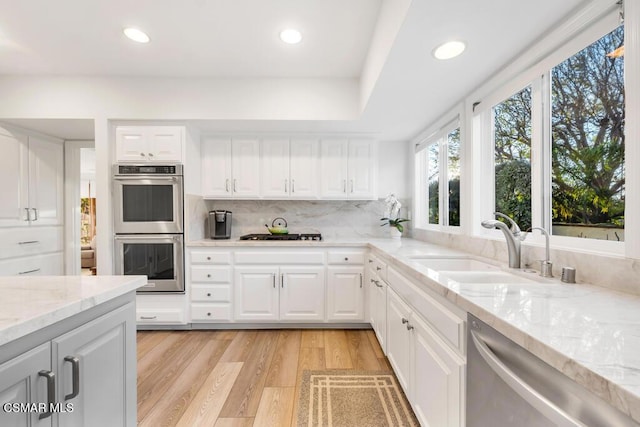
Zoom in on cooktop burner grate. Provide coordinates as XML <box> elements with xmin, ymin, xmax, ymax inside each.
<box><xmin>239</xmin><ymin>233</ymin><xmax>322</xmax><ymax>241</ymax></box>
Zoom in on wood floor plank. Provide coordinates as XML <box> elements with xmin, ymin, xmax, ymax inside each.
<box><xmin>293</xmin><ymin>347</ymin><xmax>325</xmax><ymax>427</ymax></box>
<box><xmin>300</xmin><ymin>330</ymin><xmax>324</xmax><ymax>348</ymax></box>
<box><xmin>254</xmin><ymin>387</ymin><xmax>295</xmax><ymax>427</ymax></box>
<box><xmin>175</xmin><ymin>362</ymin><xmax>243</xmax><ymax>427</ymax></box>
<box><xmin>366</xmin><ymin>329</ymin><xmax>385</xmax><ymax>359</ymax></box>
<box><xmin>219</xmin><ymin>330</ymin><xmax>279</xmax><ymax>418</ymax></box>
<box><xmin>379</xmin><ymin>357</ymin><xmax>393</xmax><ymax>371</ymax></box>
<box><xmin>346</xmin><ymin>330</ymin><xmax>382</xmax><ymax>370</ymax></box>
<box><xmin>265</xmin><ymin>330</ymin><xmax>301</xmax><ymax>387</ymax></box>
<box><xmin>137</xmin><ymin>332</ymin><xmax>192</xmax><ymax>388</ymax></box>
<box><xmin>214</xmin><ymin>418</ymin><xmax>254</xmax><ymax>427</ymax></box>
<box><xmin>139</xmin><ymin>335</ymin><xmax>230</xmax><ymax>427</ymax></box>
<box><xmin>212</xmin><ymin>330</ymin><xmax>239</xmax><ymax>340</ymax></box>
<box><xmin>219</xmin><ymin>330</ymin><xmax>259</xmax><ymax>362</ymax></box>
<box><xmin>137</xmin><ymin>330</ymin><xmax>172</xmax><ymax>360</ymax></box>
<box><xmin>137</xmin><ymin>332</ymin><xmax>211</xmax><ymax>421</ymax></box>
<box><xmin>324</xmin><ymin>330</ymin><xmax>354</xmax><ymax>369</ymax></box>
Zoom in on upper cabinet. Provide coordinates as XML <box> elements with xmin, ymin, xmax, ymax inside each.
<box><xmin>201</xmin><ymin>135</ymin><xmax>375</xmax><ymax>200</ymax></box>
<box><xmin>320</xmin><ymin>139</ymin><xmax>376</xmax><ymax>200</ymax></box>
<box><xmin>261</xmin><ymin>138</ymin><xmax>318</xmax><ymax>199</ymax></box>
<box><xmin>0</xmin><ymin>128</ymin><xmax>63</xmax><ymax>227</ymax></box>
<box><xmin>115</xmin><ymin>126</ymin><xmax>184</xmax><ymax>163</ymax></box>
<box><xmin>202</xmin><ymin>137</ymin><xmax>260</xmax><ymax>198</ymax></box>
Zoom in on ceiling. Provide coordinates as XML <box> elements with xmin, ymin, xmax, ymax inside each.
<box><xmin>0</xmin><ymin>0</ymin><xmax>587</xmax><ymax>141</ymax></box>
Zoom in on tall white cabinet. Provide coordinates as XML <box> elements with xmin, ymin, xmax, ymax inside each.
<box><xmin>0</xmin><ymin>126</ymin><xmax>64</xmax><ymax>276</ymax></box>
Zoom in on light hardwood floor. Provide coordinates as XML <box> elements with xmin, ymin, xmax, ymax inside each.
<box><xmin>137</xmin><ymin>329</ymin><xmax>392</xmax><ymax>427</ymax></box>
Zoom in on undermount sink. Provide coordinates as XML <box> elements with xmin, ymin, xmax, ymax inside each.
<box><xmin>440</xmin><ymin>271</ymin><xmax>537</xmax><ymax>284</ymax></box>
<box><xmin>409</xmin><ymin>257</ymin><xmax>498</xmax><ymax>272</ymax></box>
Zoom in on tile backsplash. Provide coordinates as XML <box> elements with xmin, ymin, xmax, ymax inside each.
<box><xmin>186</xmin><ymin>195</ymin><xmax>411</xmax><ymax>240</ymax></box>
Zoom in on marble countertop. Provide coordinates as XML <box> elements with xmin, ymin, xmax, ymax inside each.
<box><xmin>0</xmin><ymin>275</ymin><xmax>147</xmax><ymax>347</ymax></box>
<box><xmin>366</xmin><ymin>238</ymin><xmax>640</xmax><ymax>423</ymax></box>
<box><xmin>187</xmin><ymin>237</ymin><xmax>373</xmax><ymax>247</ymax></box>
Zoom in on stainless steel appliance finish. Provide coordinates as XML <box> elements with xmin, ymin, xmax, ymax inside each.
<box><xmin>113</xmin><ymin>164</ymin><xmax>184</xmax><ymax>234</ymax></box>
<box><xmin>209</xmin><ymin>210</ymin><xmax>232</xmax><ymax>239</ymax></box>
<box><xmin>239</xmin><ymin>233</ymin><xmax>322</xmax><ymax>241</ymax></box>
<box><xmin>467</xmin><ymin>314</ymin><xmax>640</xmax><ymax>427</ymax></box>
<box><xmin>114</xmin><ymin>234</ymin><xmax>184</xmax><ymax>292</ymax></box>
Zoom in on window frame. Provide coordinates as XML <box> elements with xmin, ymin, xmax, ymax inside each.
<box><xmin>472</xmin><ymin>9</ymin><xmax>625</xmax><ymax>255</ymax></box>
<box><xmin>414</xmin><ymin>112</ymin><xmax>463</xmax><ymax>232</ymax></box>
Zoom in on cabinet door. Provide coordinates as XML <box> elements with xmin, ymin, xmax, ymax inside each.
<box><xmin>348</xmin><ymin>139</ymin><xmax>376</xmax><ymax>199</ymax></box>
<box><xmin>202</xmin><ymin>137</ymin><xmax>233</xmax><ymax>198</ymax></box>
<box><xmin>234</xmin><ymin>266</ymin><xmax>279</xmax><ymax>320</ymax></box>
<box><xmin>0</xmin><ymin>131</ymin><xmax>29</xmax><ymax>227</ymax></box>
<box><xmin>147</xmin><ymin>126</ymin><xmax>183</xmax><ymax>162</ymax></box>
<box><xmin>290</xmin><ymin>139</ymin><xmax>318</xmax><ymax>199</ymax></box>
<box><xmin>327</xmin><ymin>266</ymin><xmax>364</xmax><ymax>321</ymax></box>
<box><xmin>412</xmin><ymin>314</ymin><xmax>464</xmax><ymax>427</ymax></box>
<box><xmin>319</xmin><ymin>139</ymin><xmax>348</xmax><ymax>199</ymax></box>
<box><xmin>386</xmin><ymin>287</ymin><xmax>411</xmax><ymax>393</ymax></box>
<box><xmin>53</xmin><ymin>302</ymin><xmax>136</xmax><ymax>427</ymax></box>
<box><xmin>0</xmin><ymin>343</ymin><xmax>52</xmax><ymax>427</ymax></box>
<box><xmin>280</xmin><ymin>266</ymin><xmax>325</xmax><ymax>321</ymax></box>
<box><xmin>261</xmin><ymin>138</ymin><xmax>290</xmax><ymax>198</ymax></box>
<box><xmin>115</xmin><ymin>127</ymin><xmax>148</xmax><ymax>162</ymax></box>
<box><xmin>232</xmin><ymin>138</ymin><xmax>261</xmax><ymax>198</ymax></box>
<box><xmin>28</xmin><ymin>136</ymin><xmax>64</xmax><ymax>226</ymax></box>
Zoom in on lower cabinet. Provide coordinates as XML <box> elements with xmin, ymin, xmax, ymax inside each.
<box><xmin>0</xmin><ymin>301</ymin><xmax>136</xmax><ymax>427</ymax></box>
<box><xmin>386</xmin><ymin>286</ymin><xmax>465</xmax><ymax>427</ymax></box>
<box><xmin>234</xmin><ymin>266</ymin><xmax>325</xmax><ymax>321</ymax></box>
<box><xmin>326</xmin><ymin>266</ymin><xmax>364</xmax><ymax>321</ymax></box>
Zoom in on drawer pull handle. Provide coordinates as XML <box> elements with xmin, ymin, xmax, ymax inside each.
<box><xmin>207</xmin><ymin>274</ymin><xmax>211</xmax><ymax>278</ymax></box>
<box><xmin>207</xmin><ymin>293</ymin><xmax>212</xmax><ymax>297</ymax></box>
<box><xmin>18</xmin><ymin>240</ymin><xmax>39</xmax><ymax>245</ymax></box>
<box><xmin>360</xmin><ymin>273</ymin><xmax>363</xmax><ymax>288</ymax></box>
<box><xmin>401</xmin><ymin>318</ymin><xmax>408</xmax><ymax>324</ymax></box>
<box><xmin>207</xmin><ymin>256</ymin><xmax>211</xmax><ymax>260</ymax></box>
<box><xmin>148</xmin><ymin>152</ymin><xmax>154</xmax><ymax>157</ymax></box>
<box><xmin>140</xmin><ymin>152</ymin><xmax>146</xmax><ymax>157</ymax></box>
<box><xmin>19</xmin><ymin>268</ymin><xmax>40</xmax><ymax>275</ymax></box>
<box><xmin>368</xmin><ymin>259</ymin><xmax>373</xmax><ymax>263</ymax></box>
<box><xmin>38</xmin><ymin>370</ymin><xmax>56</xmax><ymax>419</ymax></box>
<box><xmin>140</xmin><ymin>316</ymin><xmax>157</xmax><ymax>320</ymax></box>
<box><xmin>344</xmin><ymin>257</ymin><xmax>349</xmax><ymax>261</ymax></box>
<box><xmin>207</xmin><ymin>312</ymin><xmax>211</xmax><ymax>316</ymax></box>
<box><xmin>64</xmin><ymin>356</ymin><xmax>80</xmax><ymax>400</ymax></box>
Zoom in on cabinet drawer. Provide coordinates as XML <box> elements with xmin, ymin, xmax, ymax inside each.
<box><xmin>136</xmin><ymin>308</ymin><xmax>185</xmax><ymax>324</ymax></box>
<box><xmin>327</xmin><ymin>251</ymin><xmax>365</xmax><ymax>265</ymax></box>
<box><xmin>191</xmin><ymin>285</ymin><xmax>231</xmax><ymax>302</ymax></box>
<box><xmin>0</xmin><ymin>227</ymin><xmax>62</xmax><ymax>260</ymax></box>
<box><xmin>191</xmin><ymin>303</ymin><xmax>232</xmax><ymax>322</ymax></box>
<box><xmin>190</xmin><ymin>266</ymin><xmax>231</xmax><ymax>283</ymax></box>
<box><xmin>235</xmin><ymin>251</ymin><xmax>324</xmax><ymax>264</ymax></box>
<box><xmin>191</xmin><ymin>251</ymin><xmax>231</xmax><ymax>264</ymax></box>
<box><xmin>387</xmin><ymin>267</ymin><xmax>464</xmax><ymax>353</ymax></box>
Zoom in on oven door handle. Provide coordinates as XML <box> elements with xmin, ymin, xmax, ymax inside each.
<box><xmin>470</xmin><ymin>330</ymin><xmax>585</xmax><ymax>427</ymax></box>
<box><xmin>115</xmin><ymin>235</ymin><xmax>183</xmax><ymax>242</ymax></box>
<box><xmin>113</xmin><ymin>176</ymin><xmax>179</xmax><ymax>182</ymax></box>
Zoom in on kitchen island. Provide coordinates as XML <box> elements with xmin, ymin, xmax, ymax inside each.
<box><xmin>0</xmin><ymin>275</ymin><xmax>146</xmax><ymax>427</ymax></box>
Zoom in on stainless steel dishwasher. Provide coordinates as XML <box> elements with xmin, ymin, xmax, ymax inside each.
<box><xmin>467</xmin><ymin>314</ymin><xmax>640</xmax><ymax>427</ymax></box>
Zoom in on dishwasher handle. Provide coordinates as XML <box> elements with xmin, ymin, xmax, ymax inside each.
<box><xmin>470</xmin><ymin>330</ymin><xmax>586</xmax><ymax>427</ymax></box>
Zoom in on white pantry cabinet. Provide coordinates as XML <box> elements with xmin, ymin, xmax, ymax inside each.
<box><xmin>0</xmin><ymin>128</ymin><xmax>63</xmax><ymax>227</ymax></box>
<box><xmin>0</xmin><ymin>300</ymin><xmax>136</xmax><ymax>427</ymax></box>
<box><xmin>201</xmin><ymin>137</ymin><xmax>260</xmax><ymax>198</ymax></box>
<box><xmin>234</xmin><ymin>266</ymin><xmax>325</xmax><ymax>321</ymax></box>
<box><xmin>115</xmin><ymin>126</ymin><xmax>184</xmax><ymax>163</ymax></box>
<box><xmin>319</xmin><ymin>138</ymin><xmax>376</xmax><ymax>200</ymax></box>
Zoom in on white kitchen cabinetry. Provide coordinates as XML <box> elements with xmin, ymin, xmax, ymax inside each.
<box><xmin>261</xmin><ymin>138</ymin><xmax>318</xmax><ymax>199</ymax></box>
<box><xmin>189</xmin><ymin>249</ymin><xmax>232</xmax><ymax>322</ymax></box>
<box><xmin>319</xmin><ymin>138</ymin><xmax>376</xmax><ymax>200</ymax></box>
<box><xmin>0</xmin><ymin>129</ymin><xmax>63</xmax><ymax>227</ymax></box>
<box><xmin>367</xmin><ymin>254</ymin><xmax>387</xmax><ymax>353</ymax></box>
<box><xmin>0</xmin><ymin>301</ymin><xmax>136</xmax><ymax>427</ymax></box>
<box><xmin>234</xmin><ymin>266</ymin><xmax>325</xmax><ymax>321</ymax></box>
<box><xmin>115</xmin><ymin>126</ymin><xmax>184</xmax><ymax>163</ymax></box>
<box><xmin>327</xmin><ymin>251</ymin><xmax>365</xmax><ymax>321</ymax></box>
<box><xmin>201</xmin><ymin>137</ymin><xmax>260</xmax><ymax>198</ymax></box>
<box><xmin>385</xmin><ymin>267</ymin><xmax>466</xmax><ymax>427</ymax></box>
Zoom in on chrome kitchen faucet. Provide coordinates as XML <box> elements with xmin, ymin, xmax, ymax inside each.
<box><xmin>481</xmin><ymin>212</ymin><xmax>525</xmax><ymax>268</ymax></box>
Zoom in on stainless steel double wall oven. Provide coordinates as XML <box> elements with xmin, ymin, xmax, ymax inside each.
<box><xmin>113</xmin><ymin>164</ymin><xmax>184</xmax><ymax>292</ymax></box>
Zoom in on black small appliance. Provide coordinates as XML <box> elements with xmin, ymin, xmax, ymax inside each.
<box><xmin>209</xmin><ymin>210</ymin><xmax>232</xmax><ymax>239</ymax></box>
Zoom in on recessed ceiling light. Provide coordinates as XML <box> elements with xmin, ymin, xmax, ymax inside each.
<box><xmin>433</xmin><ymin>41</ymin><xmax>466</xmax><ymax>60</ymax></box>
<box><xmin>280</xmin><ymin>29</ymin><xmax>302</xmax><ymax>44</ymax></box>
<box><xmin>123</xmin><ymin>27</ymin><xmax>150</xmax><ymax>44</ymax></box>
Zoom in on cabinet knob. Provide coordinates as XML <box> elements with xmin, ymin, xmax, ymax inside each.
<box><xmin>376</xmin><ymin>266</ymin><xmax>382</xmax><ymax>271</ymax></box>
<box><xmin>406</xmin><ymin>324</ymin><xmax>414</xmax><ymax>331</ymax></box>
<box><xmin>148</xmin><ymin>152</ymin><xmax>154</xmax><ymax>157</ymax></box>
<box><xmin>344</xmin><ymin>257</ymin><xmax>349</xmax><ymax>261</ymax></box>
<box><xmin>207</xmin><ymin>274</ymin><xmax>211</xmax><ymax>278</ymax></box>
<box><xmin>368</xmin><ymin>259</ymin><xmax>374</xmax><ymax>263</ymax></box>
<box><xmin>140</xmin><ymin>152</ymin><xmax>146</xmax><ymax>157</ymax></box>
<box><xmin>207</xmin><ymin>293</ymin><xmax>211</xmax><ymax>297</ymax></box>
<box><xmin>401</xmin><ymin>318</ymin><xmax>408</xmax><ymax>324</ymax></box>
<box><xmin>207</xmin><ymin>312</ymin><xmax>211</xmax><ymax>316</ymax></box>
<box><xmin>207</xmin><ymin>256</ymin><xmax>211</xmax><ymax>260</ymax></box>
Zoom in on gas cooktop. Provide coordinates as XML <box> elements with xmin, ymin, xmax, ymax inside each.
<box><xmin>239</xmin><ymin>233</ymin><xmax>322</xmax><ymax>241</ymax></box>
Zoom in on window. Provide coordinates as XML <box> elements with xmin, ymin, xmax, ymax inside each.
<box><xmin>493</xmin><ymin>86</ymin><xmax>532</xmax><ymax>230</ymax></box>
<box><xmin>551</xmin><ymin>25</ymin><xmax>624</xmax><ymax>241</ymax></box>
<box><xmin>415</xmin><ymin>117</ymin><xmax>461</xmax><ymax>229</ymax></box>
